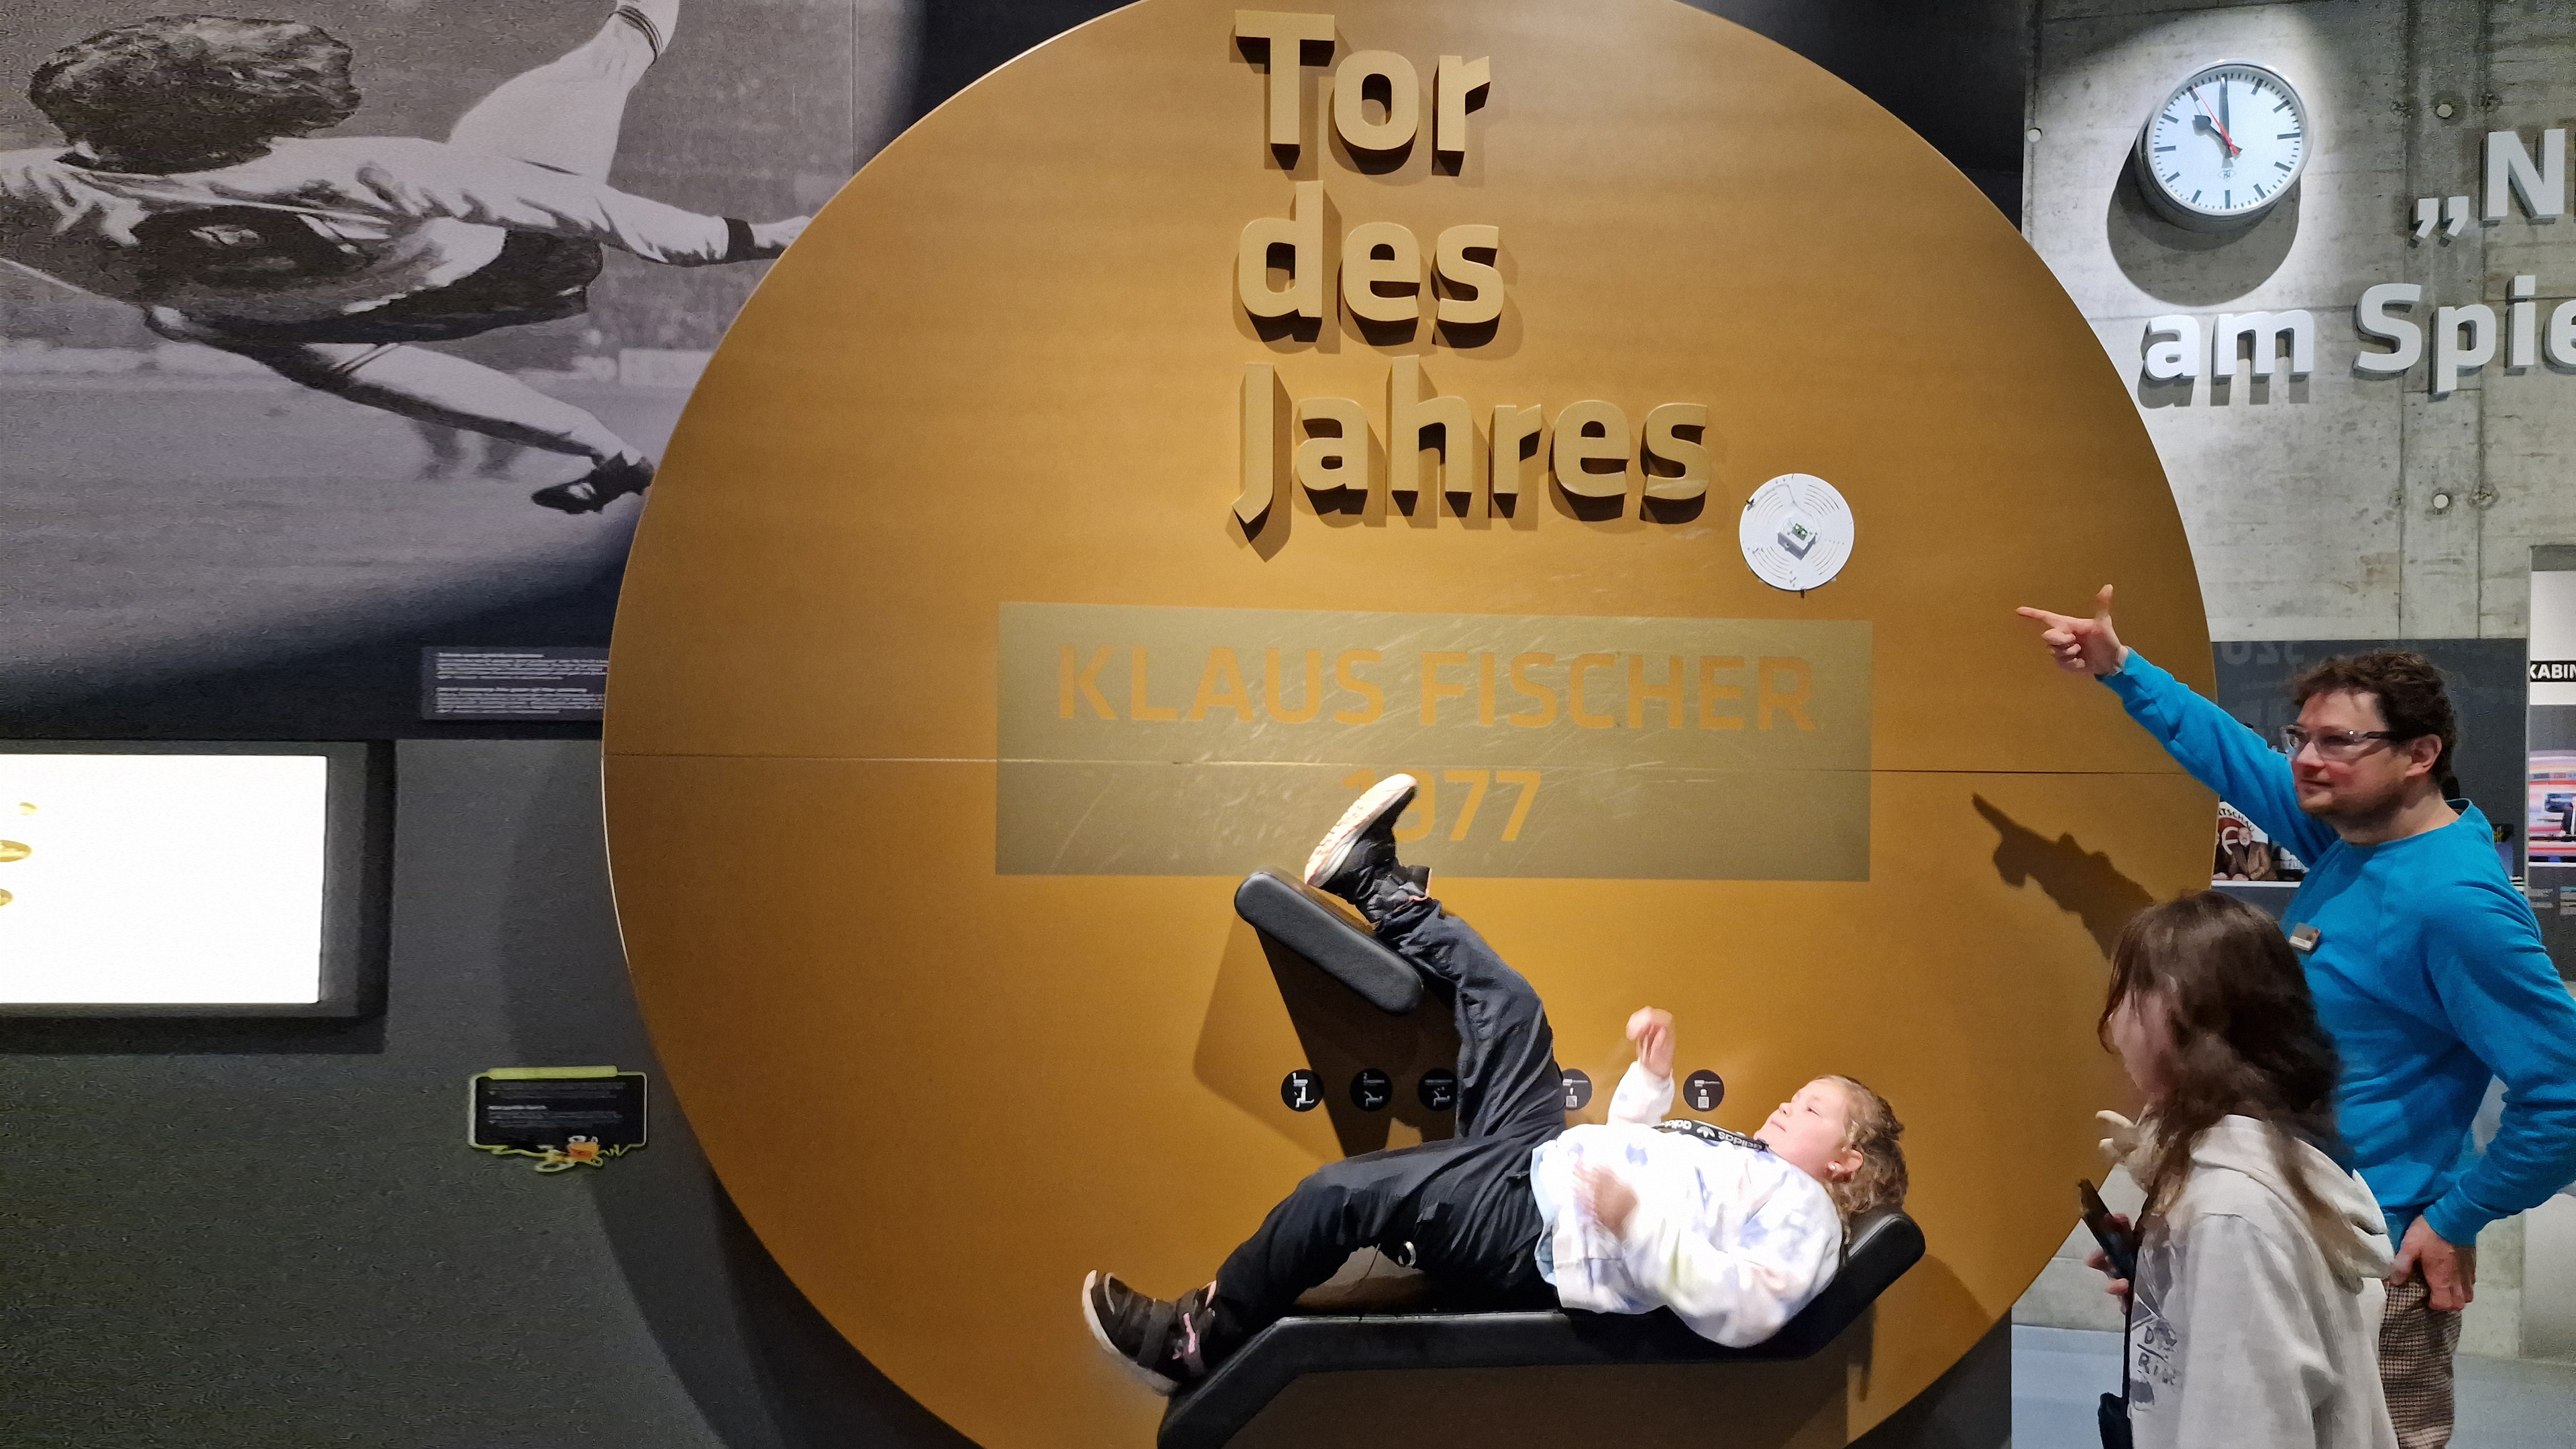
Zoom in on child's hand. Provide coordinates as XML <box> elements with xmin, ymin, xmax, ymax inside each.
<box><xmin>1625</xmin><ymin>1006</ymin><xmax>1674</xmax><ymax>1079</ymax></box>
<box><xmin>1576</xmin><ymin>1162</ymin><xmax>1639</xmax><ymax>1238</ymax></box>
<box><xmin>2096</xmin><ymin>1110</ymin><xmax>2143</xmax><ymax>1167</ymax></box>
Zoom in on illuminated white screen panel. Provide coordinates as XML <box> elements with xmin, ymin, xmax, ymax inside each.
<box><xmin>0</xmin><ymin>753</ymin><xmax>330</xmax><ymax>1004</ymax></box>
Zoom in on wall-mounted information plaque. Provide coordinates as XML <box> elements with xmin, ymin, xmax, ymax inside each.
<box><xmin>468</xmin><ymin>1066</ymin><xmax>648</xmax><ymax>1172</ymax></box>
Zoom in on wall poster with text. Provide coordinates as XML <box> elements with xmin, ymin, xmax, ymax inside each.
<box><xmin>2532</xmin><ymin>557</ymin><xmax>2576</xmax><ymax>869</ymax></box>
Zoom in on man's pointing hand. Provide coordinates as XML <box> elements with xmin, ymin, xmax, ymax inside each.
<box><xmin>2015</xmin><ymin>584</ymin><xmax>2130</xmax><ymax>678</ymax></box>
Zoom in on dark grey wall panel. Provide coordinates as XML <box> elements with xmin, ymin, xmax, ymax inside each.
<box><xmin>0</xmin><ymin>741</ymin><xmax>961</xmax><ymax>1449</ymax></box>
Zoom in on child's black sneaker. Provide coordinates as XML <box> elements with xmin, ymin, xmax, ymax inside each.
<box><xmin>1080</xmin><ymin>1271</ymin><xmax>1217</xmax><ymax>1395</ymax></box>
<box><xmin>1301</xmin><ymin>775</ymin><xmax>1426</xmax><ymax>923</ymax></box>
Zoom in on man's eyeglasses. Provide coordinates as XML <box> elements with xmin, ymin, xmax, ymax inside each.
<box><xmin>2279</xmin><ymin>726</ymin><xmax>2404</xmax><ymax>761</ymax></box>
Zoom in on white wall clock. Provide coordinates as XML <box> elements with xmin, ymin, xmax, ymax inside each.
<box><xmin>2133</xmin><ymin>61</ymin><xmax>2308</xmax><ymax>231</ymax></box>
<box><xmin>1739</xmin><ymin>474</ymin><xmax>1853</xmax><ymax>593</ymax></box>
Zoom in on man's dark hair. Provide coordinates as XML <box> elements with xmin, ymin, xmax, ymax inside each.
<box><xmin>2291</xmin><ymin>649</ymin><xmax>2456</xmax><ymax>778</ymax></box>
<box><xmin>30</xmin><ymin>15</ymin><xmax>360</xmax><ymax>173</ymax></box>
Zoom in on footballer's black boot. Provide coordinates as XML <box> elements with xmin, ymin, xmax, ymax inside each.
<box><xmin>1301</xmin><ymin>775</ymin><xmax>1428</xmax><ymax>927</ymax></box>
<box><xmin>531</xmin><ymin>454</ymin><xmax>653</xmax><ymax>514</ymax></box>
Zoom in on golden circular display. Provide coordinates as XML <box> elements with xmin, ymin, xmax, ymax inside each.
<box><xmin>604</xmin><ymin>1</ymin><xmax>2214</xmax><ymax>1444</ymax></box>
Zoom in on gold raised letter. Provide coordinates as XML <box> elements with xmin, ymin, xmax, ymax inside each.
<box><xmin>1341</xmin><ymin>220</ymin><xmax>1420</xmax><ymax>327</ymax></box>
<box><xmin>1433</xmin><ymin>224</ymin><xmax>1503</xmax><ymax>326</ymax></box>
<box><xmin>1435</xmin><ymin>56</ymin><xmax>1491</xmax><ymax>157</ymax></box>
<box><xmin>1236</xmin><ymin>362</ymin><xmax>1283</xmax><ymax>523</ymax></box>
<box><xmin>1233</xmin><ymin>11</ymin><xmax>1336</xmax><ymax>150</ymax></box>
<box><xmin>1642</xmin><ymin>402</ymin><xmax>1709</xmax><ymax>502</ymax></box>
<box><xmin>1332</xmin><ymin>50</ymin><xmax>1419</xmax><ymax>153</ymax></box>
<box><xmin>1293</xmin><ymin>396</ymin><xmax>1371</xmax><ymax>497</ymax></box>
<box><xmin>1387</xmin><ymin>357</ymin><xmax>1474</xmax><ymax>497</ymax></box>
<box><xmin>1550</xmin><ymin>400</ymin><xmax>1629</xmax><ymax>500</ymax></box>
<box><xmin>1238</xmin><ymin>180</ymin><xmax>1328</xmax><ymax>321</ymax></box>
<box><xmin>1490</xmin><ymin>404</ymin><xmax>1542</xmax><ymax>499</ymax></box>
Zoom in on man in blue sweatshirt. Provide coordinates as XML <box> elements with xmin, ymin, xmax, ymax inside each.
<box><xmin>2019</xmin><ymin>586</ymin><xmax>2576</xmax><ymax>1449</ymax></box>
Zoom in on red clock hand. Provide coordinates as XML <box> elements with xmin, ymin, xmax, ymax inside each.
<box><xmin>2191</xmin><ymin>87</ymin><xmax>2241</xmax><ymax>157</ymax></box>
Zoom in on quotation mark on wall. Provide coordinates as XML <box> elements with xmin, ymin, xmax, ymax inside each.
<box><xmin>2412</xmin><ymin>195</ymin><xmax>2473</xmax><ymax>241</ymax></box>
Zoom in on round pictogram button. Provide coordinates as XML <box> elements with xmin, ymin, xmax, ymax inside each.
<box><xmin>1351</xmin><ymin>1068</ymin><xmax>1393</xmax><ymax>1112</ymax></box>
<box><xmin>1560</xmin><ymin>1068</ymin><xmax>1593</xmax><ymax>1111</ymax></box>
<box><xmin>1682</xmin><ymin>1069</ymin><xmax>1725</xmax><ymax>1112</ymax></box>
<box><xmin>1280</xmin><ymin>1069</ymin><xmax>1322</xmax><ymax>1112</ymax></box>
<box><xmin>1418</xmin><ymin>1067</ymin><xmax>1458</xmax><ymax>1111</ymax></box>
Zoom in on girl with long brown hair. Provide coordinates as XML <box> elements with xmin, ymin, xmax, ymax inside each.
<box><xmin>2093</xmin><ymin>890</ymin><xmax>2396</xmax><ymax>1449</ymax></box>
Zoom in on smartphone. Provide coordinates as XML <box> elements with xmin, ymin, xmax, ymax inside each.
<box><xmin>2079</xmin><ymin>1179</ymin><xmax>2139</xmax><ymax>1282</ymax></box>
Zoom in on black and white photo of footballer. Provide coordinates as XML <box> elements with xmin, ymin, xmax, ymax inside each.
<box><xmin>1</xmin><ymin>5</ymin><xmax>808</xmax><ymax>514</ymax></box>
<box><xmin>0</xmin><ymin>0</ymin><xmax>890</xmax><ymax>737</ymax></box>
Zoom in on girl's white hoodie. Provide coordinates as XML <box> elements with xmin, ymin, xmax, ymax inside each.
<box><xmin>2122</xmin><ymin>1114</ymin><xmax>2397</xmax><ymax>1449</ymax></box>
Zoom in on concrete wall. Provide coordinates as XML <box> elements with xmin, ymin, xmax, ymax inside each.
<box><xmin>2021</xmin><ymin>1</ymin><xmax>2576</xmax><ymax>1360</ymax></box>
<box><xmin>2026</xmin><ymin>0</ymin><xmax>2576</xmax><ymax>641</ymax></box>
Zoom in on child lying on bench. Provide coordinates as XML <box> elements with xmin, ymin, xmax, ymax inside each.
<box><xmin>1081</xmin><ymin>775</ymin><xmax>1909</xmax><ymax>1394</ymax></box>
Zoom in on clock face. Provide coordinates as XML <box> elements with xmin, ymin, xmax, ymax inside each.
<box><xmin>2137</xmin><ymin>62</ymin><xmax>2308</xmax><ymax>226</ymax></box>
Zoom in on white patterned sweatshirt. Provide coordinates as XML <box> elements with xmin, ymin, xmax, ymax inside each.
<box><xmin>1529</xmin><ymin>1063</ymin><xmax>1843</xmax><ymax>1347</ymax></box>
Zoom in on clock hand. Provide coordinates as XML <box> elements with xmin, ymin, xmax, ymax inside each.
<box><xmin>2190</xmin><ymin>87</ymin><xmax>2241</xmax><ymax>157</ymax></box>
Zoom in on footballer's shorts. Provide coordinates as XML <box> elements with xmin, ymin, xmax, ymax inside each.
<box><xmin>178</xmin><ymin>231</ymin><xmax>604</xmax><ymax>347</ymax></box>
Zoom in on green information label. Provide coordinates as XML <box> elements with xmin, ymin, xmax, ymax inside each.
<box><xmin>996</xmin><ymin>603</ymin><xmax>1871</xmax><ymax>879</ymax></box>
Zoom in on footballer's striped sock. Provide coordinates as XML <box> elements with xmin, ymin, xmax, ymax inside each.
<box><xmin>612</xmin><ymin>3</ymin><xmax>676</xmax><ymax>58</ymax></box>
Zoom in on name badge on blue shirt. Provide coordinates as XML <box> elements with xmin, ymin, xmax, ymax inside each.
<box><xmin>2289</xmin><ymin>923</ymin><xmax>2321</xmax><ymax>954</ymax></box>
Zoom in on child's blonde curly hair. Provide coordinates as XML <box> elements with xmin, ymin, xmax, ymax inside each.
<box><xmin>1820</xmin><ymin>1075</ymin><xmax>1909</xmax><ymax>1224</ymax></box>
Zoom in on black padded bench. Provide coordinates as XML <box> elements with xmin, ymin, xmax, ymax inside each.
<box><xmin>1178</xmin><ymin>871</ymin><xmax>1929</xmax><ymax>1449</ymax></box>
<box><xmin>1233</xmin><ymin>870</ymin><xmax>1421</xmax><ymax>1015</ymax></box>
<box><xmin>1159</xmin><ymin>1209</ymin><xmax>1925</xmax><ymax>1449</ymax></box>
